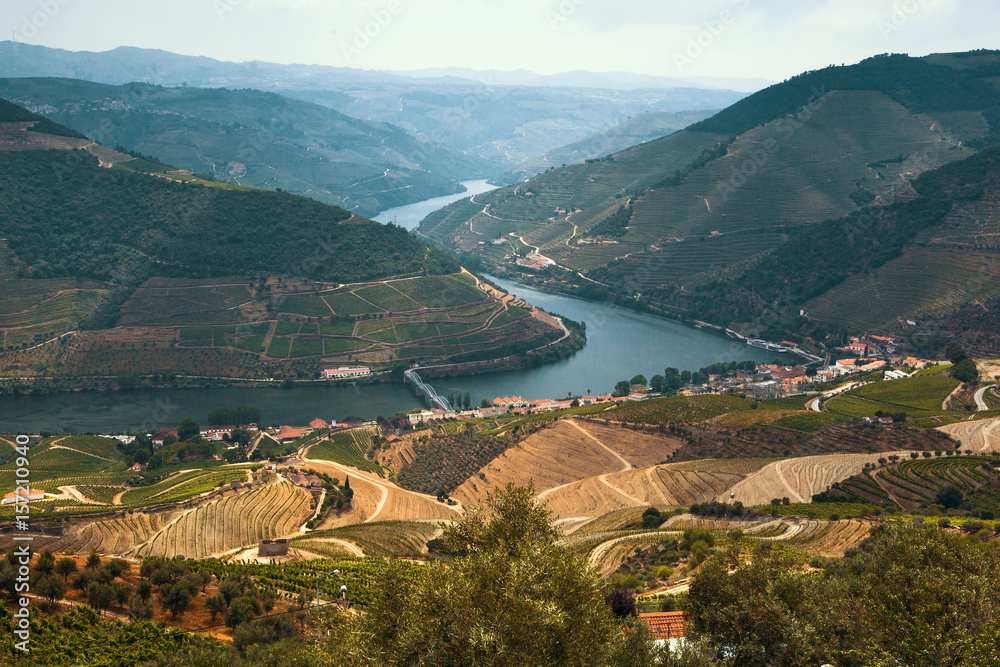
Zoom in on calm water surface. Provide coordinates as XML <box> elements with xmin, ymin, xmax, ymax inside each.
<box><xmin>0</xmin><ymin>190</ymin><xmax>787</xmax><ymax>432</ymax></box>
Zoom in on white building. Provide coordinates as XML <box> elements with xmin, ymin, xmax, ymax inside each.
<box><xmin>323</xmin><ymin>366</ymin><xmax>371</xmax><ymax>380</ymax></box>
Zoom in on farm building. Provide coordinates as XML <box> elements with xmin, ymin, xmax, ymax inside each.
<box><xmin>309</xmin><ymin>418</ymin><xmax>330</xmax><ymax>430</ymax></box>
<box><xmin>323</xmin><ymin>366</ymin><xmax>371</xmax><ymax>379</ymax></box>
<box><xmin>258</xmin><ymin>539</ymin><xmax>289</xmax><ymax>557</ymax></box>
<box><xmin>640</xmin><ymin>612</ymin><xmax>688</xmax><ymax>646</ymax></box>
<box><xmin>494</xmin><ymin>396</ymin><xmax>529</xmax><ymax>408</ymax></box>
<box><xmin>150</xmin><ymin>428</ymin><xmax>178</xmax><ymax>447</ymax></box>
<box><xmin>276</xmin><ymin>425</ymin><xmax>310</xmax><ymax>442</ymax></box>
<box><xmin>2</xmin><ymin>489</ymin><xmax>45</xmax><ymax>505</ymax></box>
<box><xmin>285</xmin><ymin>473</ymin><xmax>322</xmax><ymax>489</ymax></box>
<box><xmin>515</xmin><ymin>254</ymin><xmax>554</xmax><ymax>270</ymax></box>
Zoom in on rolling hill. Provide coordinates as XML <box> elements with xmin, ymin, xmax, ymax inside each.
<box><xmin>0</xmin><ymin>102</ymin><xmax>568</xmax><ymax>380</ymax></box>
<box><xmin>0</xmin><ymin>77</ymin><xmax>485</xmax><ymax>217</ymax></box>
<box><xmin>418</xmin><ymin>52</ymin><xmax>1000</xmax><ymax>343</ymax></box>
<box><xmin>500</xmin><ymin>110</ymin><xmax>718</xmax><ymax>183</ymax></box>
<box><xmin>0</xmin><ymin>42</ymin><xmax>748</xmax><ymax>177</ymax></box>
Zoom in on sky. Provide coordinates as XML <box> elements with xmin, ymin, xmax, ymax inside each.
<box><xmin>1</xmin><ymin>0</ymin><xmax>997</xmax><ymax>81</ymax></box>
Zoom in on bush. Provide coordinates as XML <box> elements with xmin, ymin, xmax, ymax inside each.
<box><xmin>936</xmin><ymin>486</ymin><xmax>963</xmax><ymax>509</ymax></box>
<box><xmin>604</xmin><ymin>586</ymin><xmax>637</xmax><ymax>619</ymax></box>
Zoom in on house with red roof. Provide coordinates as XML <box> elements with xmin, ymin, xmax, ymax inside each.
<box><xmin>640</xmin><ymin>612</ymin><xmax>688</xmax><ymax>642</ymax></box>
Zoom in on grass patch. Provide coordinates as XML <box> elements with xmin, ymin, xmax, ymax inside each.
<box><xmin>309</xmin><ymin>432</ymin><xmax>383</xmax><ymax>476</ymax></box>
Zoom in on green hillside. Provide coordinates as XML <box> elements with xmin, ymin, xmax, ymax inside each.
<box><xmin>419</xmin><ymin>52</ymin><xmax>1000</xmax><ymax>344</ymax></box>
<box><xmin>0</xmin><ymin>78</ymin><xmax>486</xmax><ymax>216</ymax></box>
<box><xmin>0</xmin><ymin>103</ymin><xmax>569</xmax><ymax>380</ymax></box>
<box><xmin>503</xmin><ymin>109</ymin><xmax>718</xmax><ymax>182</ymax></box>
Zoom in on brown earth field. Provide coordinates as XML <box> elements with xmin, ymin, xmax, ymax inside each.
<box><xmin>537</xmin><ymin>458</ymin><xmax>775</xmax><ymax>521</ymax></box>
<box><xmin>451</xmin><ymin>418</ymin><xmax>683</xmax><ymax>509</ymax></box>
<box><xmin>937</xmin><ymin>417</ymin><xmax>1000</xmax><ymax>454</ymax></box>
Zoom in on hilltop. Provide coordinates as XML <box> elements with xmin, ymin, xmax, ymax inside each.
<box><xmin>0</xmin><ymin>77</ymin><xmax>483</xmax><ymax>216</ymax></box>
<box><xmin>0</xmin><ymin>103</ymin><xmax>571</xmax><ymax>383</ymax></box>
<box><xmin>418</xmin><ymin>51</ymin><xmax>1000</xmax><ymax>345</ymax></box>
<box><xmin>0</xmin><ymin>42</ymin><xmax>747</xmax><ymax>177</ymax></box>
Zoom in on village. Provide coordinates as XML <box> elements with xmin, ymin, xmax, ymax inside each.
<box><xmin>200</xmin><ymin>335</ymin><xmax>943</xmax><ymax>443</ymax></box>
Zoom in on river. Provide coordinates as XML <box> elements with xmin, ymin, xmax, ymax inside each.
<box><xmin>0</xmin><ymin>187</ymin><xmax>787</xmax><ymax>432</ymax></box>
<box><xmin>375</xmin><ymin>180</ymin><xmax>497</xmax><ymax>230</ymax></box>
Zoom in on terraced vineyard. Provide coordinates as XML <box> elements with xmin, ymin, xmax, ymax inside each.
<box><xmin>805</xmin><ymin>248</ymin><xmax>1000</xmax><ymax>330</ymax></box>
<box><xmin>606</xmin><ymin>395</ymin><xmax>754</xmax><ymax>426</ymax></box>
<box><xmin>724</xmin><ymin>452</ymin><xmax>913</xmax><ymax>506</ymax></box>
<box><xmin>784</xmin><ymin>519</ymin><xmax>873</xmax><ymax>557</ymax></box>
<box><xmin>825</xmin><ymin>375</ymin><xmax>960</xmax><ymax>421</ymax></box>
<box><xmin>291</xmin><ymin>521</ymin><xmax>441</xmax><ymax>558</ymax></box>
<box><xmin>188</xmin><ymin>558</ymin><xmax>420</xmax><ymax>606</ymax></box>
<box><xmin>827</xmin><ymin>456</ymin><xmax>1000</xmax><ymax>510</ymax></box>
<box><xmin>1</xmin><ymin>511</ymin><xmax>175</xmax><ymax>555</ymax></box>
<box><xmin>134</xmin><ymin>480</ymin><xmax>312</xmax><ymax>558</ymax></box>
<box><xmin>119</xmin><ymin>468</ymin><xmax>252</xmax><ymax>507</ymax></box>
<box><xmin>308</xmin><ymin>430</ymin><xmax>384</xmax><ymax>476</ymax></box>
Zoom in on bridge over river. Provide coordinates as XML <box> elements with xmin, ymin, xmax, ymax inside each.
<box><xmin>404</xmin><ymin>369</ymin><xmax>453</xmax><ymax>411</ymax></box>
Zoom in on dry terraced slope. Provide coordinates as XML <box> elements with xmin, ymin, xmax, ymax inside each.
<box><xmin>720</xmin><ymin>452</ymin><xmax>918</xmax><ymax>506</ymax></box>
<box><xmin>451</xmin><ymin>419</ymin><xmax>681</xmax><ymax>508</ymax></box>
<box><xmin>538</xmin><ymin>458</ymin><xmax>772</xmax><ymax>520</ymax></box>
<box><xmin>938</xmin><ymin>417</ymin><xmax>1000</xmax><ymax>454</ymax></box>
<box><xmin>0</xmin><ymin>481</ymin><xmax>312</xmax><ymax>558</ymax></box>
<box><xmin>297</xmin><ymin>455</ymin><xmax>459</xmax><ymax>529</ymax></box>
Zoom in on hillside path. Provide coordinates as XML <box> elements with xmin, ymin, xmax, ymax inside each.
<box><xmin>974</xmin><ymin>385</ymin><xmax>997</xmax><ymax>411</ymax></box>
<box><xmin>566</xmin><ymin>420</ymin><xmax>633</xmax><ymax>472</ymax></box>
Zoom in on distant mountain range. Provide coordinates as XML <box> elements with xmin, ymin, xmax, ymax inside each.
<box><xmin>389</xmin><ymin>68</ymin><xmax>772</xmax><ymax>92</ymax></box>
<box><xmin>419</xmin><ymin>51</ymin><xmax>1000</xmax><ymax>350</ymax></box>
<box><xmin>0</xmin><ymin>77</ymin><xmax>482</xmax><ymax>216</ymax></box>
<box><xmin>0</xmin><ymin>42</ymin><xmax>747</xmax><ymax>177</ymax></box>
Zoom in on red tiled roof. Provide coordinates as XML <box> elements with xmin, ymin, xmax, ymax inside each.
<box><xmin>640</xmin><ymin>612</ymin><xmax>688</xmax><ymax>640</ymax></box>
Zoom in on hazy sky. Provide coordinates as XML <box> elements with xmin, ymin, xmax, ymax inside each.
<box><xmin>2</xmin><ymin>0</ymin><xmax>997</xmax><ymax>80</ymax></box>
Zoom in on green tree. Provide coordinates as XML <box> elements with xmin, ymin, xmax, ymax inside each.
<box><xmin>225</xmin><ymin>595</ymin><xmax>262</xmax><ymax>628</ymax></box>
<box><xmin>36</xmin><ymin>574</ymin><xmax>67</xmax><ymax>604</ymax></box>
<box><xmin>160</xmin><ymin>582</ymin><xmax>194</xmax><ymax>619</ymax></box>
<box><xmin>87</xmin><ymin>582</ymin><xmax>114</xmax><ymax>616</ymax></box>
<box><xmin>630</xmin><ymin>375</ymin><xmax>648</xmax><ymax>387</ymax></box>
<box><xmin>614</xmin><ymin>380</ymin><xmax>631</xmax><ymax>397</ymax></box>
<box><xmin>946</xmin><ymin>341</ymin><xmax>968</xmax><ymax>364</ymax></box>
<box><xmin>35</xmin><ymin>550</ymin><xmax>55</xmax><ymax>575</ymax></box>
<box><xmin>936</xmin><ymin>486</ymin><xmax>963</xmax><ymax>509</ymax></box>
<box><xmin>206</xmin><ymin>594</ymin><xmax>227</xmax><ymax>622</ymax></box>
<box><xmin>952</xmin><ymin>358</ymin><xmax>980</xmax><ymax>383</ymax></box>
<box><xmin>308</xmin><ymin>484</ymin><xmax>652</xmax><ymax>666</ymax></box>
<box><xmin>177</xmin><ymin>418</ymin><xmax>201</xmax><ymax>442</ymax></box>
<box><xmin>55</xmin><ymin>557</ymin><xmax>77</xmax><ymax>582</ymax></box>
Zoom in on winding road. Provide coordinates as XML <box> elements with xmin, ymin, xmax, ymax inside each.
<box><xmin>974</xmin><ymin>385</ymin><xmax>997</xmax><ymax>412</ymax></box>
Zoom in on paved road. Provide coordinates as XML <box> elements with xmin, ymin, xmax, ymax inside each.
<box><xmin>974</xmin><ymin>385</ymin><xmax>998</xmax><ymax>412</ymax></box>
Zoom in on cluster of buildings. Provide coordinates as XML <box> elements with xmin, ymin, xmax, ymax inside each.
<box><xmin>515</xmin><ymin>254</ymin><xmax>556</xmax><ymax>271</ymax></box>
<box><xmin>151</xmin><ymin>423</ymin><xmax>261</xmax><ymax>447</ymax></box>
